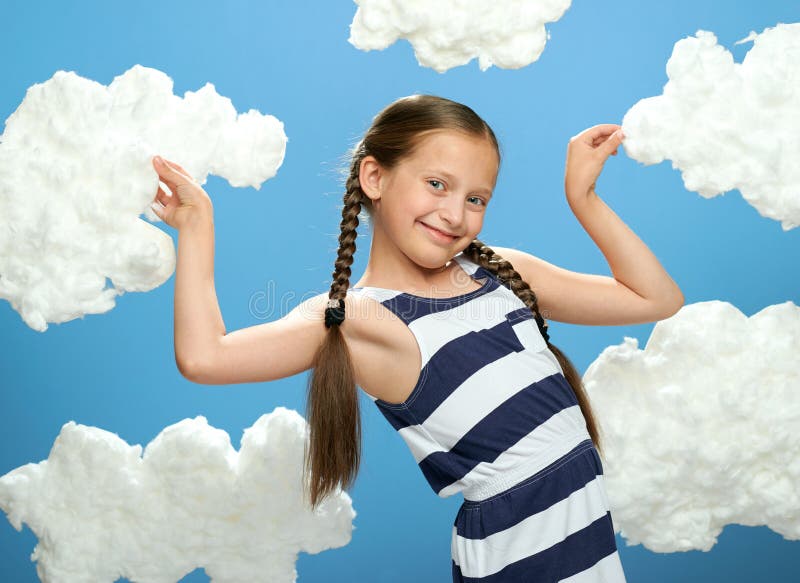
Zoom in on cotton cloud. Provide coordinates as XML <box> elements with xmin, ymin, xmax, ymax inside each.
<box><xmin>621</xmin><ymin>23</ymin><xmax>800</xmax><ymax>230</ymax></box>
<box><xmin>0</xmin><ymin>64</ymin><xmax>287</xmax><ymax>332</ymax></box>
<box><xmin>583</xmin><ymin>300</ymin><xmax>800</xmax><ymax>553</ymax></box>
<box><xmin>348</xmin><ymin>0</ymin><xmax>572</xmax><ymax>73</ymax></box>
<box><xmin>0</xmin><ymin>408</ymin><xmax>355</xmax><ymax>583</ymax></box>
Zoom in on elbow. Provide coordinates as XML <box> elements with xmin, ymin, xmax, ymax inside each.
<box><xmin>671</xmin><ymin>289</ymin><xmax>686</xmax><ymax>312</ymax></box>
<box><xmin>176</xmin><ymin>340</ymin><xmax>225</xmax><ymax>385</ymax></box>
<box><xmin>177</xmin><ymin>356</ymin><xmax>214</xmax><ymax>385</ymax></box>
<box><xmin>658</xmin><ymin>292</ymin><xmax>685</xmax><ymax>320</ymax></box>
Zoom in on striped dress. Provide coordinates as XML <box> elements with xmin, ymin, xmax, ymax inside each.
<box><xmin>349</xmin><ymin>252</ymin><xmax>627</xmax><ymax>583</ymax></box>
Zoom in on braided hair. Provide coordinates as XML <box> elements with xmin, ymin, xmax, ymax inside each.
<box><xmin>462</xmin><ymin>241</ymin><xmax>549</xmax><ymax>342</ymax></box>
<box><xmin>303</xmin><ymin>95</ymin><xmax>604</xmax><ymax>511</ymax></box>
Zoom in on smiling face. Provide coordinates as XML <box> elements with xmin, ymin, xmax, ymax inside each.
<box><xmin>357</xmin><ymin>129</ymin><xmax>499</xmax><ymax>285</ymax></box>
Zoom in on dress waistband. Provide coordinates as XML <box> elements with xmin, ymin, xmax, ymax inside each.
<box><xmin>462</xmin><ymin>428</ymin><xmax>594</xmax><ymax>503</ymax></box>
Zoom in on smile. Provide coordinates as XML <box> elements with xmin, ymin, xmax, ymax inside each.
<box><xmin>419</xmin><ymin>221</ymin><xmax>458</xmax><ymax>242</ymax></box>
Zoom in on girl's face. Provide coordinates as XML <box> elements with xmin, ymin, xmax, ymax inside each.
<box><xmin>362</xmin><ymin>130</ymin><xmax>499</xmax><ymax>271</ymax></box>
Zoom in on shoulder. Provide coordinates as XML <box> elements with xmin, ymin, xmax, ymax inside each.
<box><xmin>340</xmin><ymin>289</ymin><xmax>428</xmax><ymax>404</ymax></box>
<box><xmin>340</xmin><ymin>289</ymin><xmax>404</xmax><ymax>349</ymax></box>
<box><xmin>484</xmin><ymin>244</ymin><xmax>566</xmax><ymax>319</ymax></box>
<box><xmin>294</xmin><ymin>291</ymin><xmax>372</xmax><ymax>335</ymax></box>
<box><xmin>488</xmin><ymin>245</ymin><xmax>550</xmax><ymax>280</ymax></box>
<box><xmin>294</xmin><ymin>290</ymin><xmax>404</xmax><ymax>350</ymax></box>
<box><xmin>488</xmin><ymin>245</ymin><xmax>676</xmax><ymax>325</ymax></box>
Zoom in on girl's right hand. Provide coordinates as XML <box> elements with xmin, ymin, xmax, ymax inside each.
<box><xmin>150</xmin><ymin>156</ymin><xmax>213</xmax><ymax>230</ymax></box>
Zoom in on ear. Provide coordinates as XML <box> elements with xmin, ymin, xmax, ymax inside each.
<box><xmin>358</xmin><ymin>156</ymin><xmax>384</xmax><ymax>203</ymax></box>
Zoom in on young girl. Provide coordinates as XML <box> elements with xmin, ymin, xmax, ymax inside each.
<box><xmin>149</xmin><ymin>94</ymin><xmax>683</xmax><ymax>582</ymax></box>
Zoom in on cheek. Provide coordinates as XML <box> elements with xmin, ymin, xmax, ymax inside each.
<box><xmin>468</xmin><ymin>214</ymin><xmax>484</xmax><ymax>233</ymax></box>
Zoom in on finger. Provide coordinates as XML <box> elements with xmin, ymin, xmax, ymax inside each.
<box><xmin>161</xmin><ymin>158</ymin><xmax>197</xmax><ymax>185</ymax></box>
<box><xmin>600</xmin><ymin>130</ymin><xmax>625</xmax><ymax>157</ymax></box>
<box><xmin>164</xmin><ymin>159</ymin><xmax>194</xmax><ymax>180</ymax></box>
<box><xmin>154</xmin><ymin>184</ymin><xmax>171</xmax><ymax>207</ymax></box>
<box><xmin>150</xmin><ymin>199</ymin><xmax>164</xmax><ymax>219</ymax></box>
<box><xmin>588</xmin><ymin>123</ymin><xmax>622</xmax><ymax>134</ymax></box>
<box><xmin>581</xmin><ymin>124</ymin><xmax>622</xmax><ymax>144</ymax></box>
<box><xmin>152</xmin><ymin>156</ymin><xmax>194</xmax><ymax>191</ymax></box>
<box><xmin>152</xmin><ymin>156</ymin><xmax>181</xmax><ymax>191</ymax></box>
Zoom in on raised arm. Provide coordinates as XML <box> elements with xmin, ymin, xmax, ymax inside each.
<box><xmin>193</xmin><ymin>293</ymin><xmax>350</xmax><ymax>385</ymax></box>
<box><xmin>150</xmin><ymin>156</ymin><xmax>361</xmax><ymax>386</ymax></box>
<box><xmin>496</xmin><ymin>124</ymin><xmax>684</xmax><ymax>326</ymax></box>
<box><xmin>490</xmin><ymin>245</ymin><xmax>682</xmax><ymax>326</ymax></box>
<box><xmin>149</xmin><ymin>156</ymin><xmax>226</xmax><ymax>379</ymax></box>
<box><xmin>171</xmin><ymin>204</ymin><xmax>226</xmax><ymax>381</ymax></box>
<box><xmin>176</xmin><ymin>208</ymin><xmax>345</xmax><ymax>384</ymax></box>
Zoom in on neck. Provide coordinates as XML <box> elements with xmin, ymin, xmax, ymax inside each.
<box><xmin>353</xmin><ymin>232</ymin><xmax>459</xmax><ymax>290</ymax></box>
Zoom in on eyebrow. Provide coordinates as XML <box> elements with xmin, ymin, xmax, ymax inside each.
<box><xmin>424</xmin><ymin>168</ymin><xmax>494</xmax><ymax>197</ymax></box>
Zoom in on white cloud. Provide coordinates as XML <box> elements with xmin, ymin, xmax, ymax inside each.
<box><xmin>348</xmin><ymin>0</ymin><xmax>572</xmax><ymax>73</ymax></box>
<box><xmin>0</xmin><ymin>408</ymin><xmax>356</xmax><ymax>582</ymax></box>
<box><xmin>0</xmin><ymin>64</ymin><xmax>287</xmax><ymax>332</ymax></box>
<box><xmin>621</xmin><ymin>23</ymin><xmax>800</xmax><ymax>230</ymax></box>
<box><xmin>583</xmin><ymin>300</ymin><xmax>800</xmax><ymax>552</ymax></box>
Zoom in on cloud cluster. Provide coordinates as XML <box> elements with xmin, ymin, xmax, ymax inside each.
<box><xmin>621</xmin><ymin>23</ymin><xmax>800</xmax><ymax>230</ymax></box>
<box><xmin>0</xmin><ymin>408</ymin><xmax>356</xmax><ymax>583</ymax></box>
<box><xmin>583</xmin><ymin>300</ymin><xmax>800</xmax><ymax>552</ymax></box>
<box><xmin>349</xmin><ymin>0</ymin><xmax>572</xmax><ymax>73</ymax></box>
<box><xmin>0</xmin><ymin>64</ymin><xmax>287</xmax><ymax>331</ymax></box>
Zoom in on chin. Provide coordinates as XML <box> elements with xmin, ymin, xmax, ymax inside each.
<box><xmin>408</xmin><ymin>248</ymin><xmax>450</xmax><ymax>268</ymax></box>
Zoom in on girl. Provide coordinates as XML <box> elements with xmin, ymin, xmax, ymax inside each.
<box><xmin>149</xmin><ymin>94</ymin><xmax>683</xmax><ymax>582</ymax></box>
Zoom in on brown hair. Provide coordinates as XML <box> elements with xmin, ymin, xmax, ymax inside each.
<box><xmin>303</xmin><ymin>94</ymin><xmax>604</xmax><ymax>510</ymax></box>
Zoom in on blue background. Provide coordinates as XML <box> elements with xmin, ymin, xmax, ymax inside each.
<box><xmin>2</xmin><ymin>1</ymin><xmax>799</xmax><ymax>581</ymax></box>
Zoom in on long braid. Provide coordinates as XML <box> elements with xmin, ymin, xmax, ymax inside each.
<box><xmin>462</xmin><ymin>240</ymin><xmax>550</xmax><ymax>340</ymax></box>
<box><xmin>324</xmin><ymin>152</ymin><xmax>366</xmax><ymax>324</ymax></box>
<box><xmin>462</xmin><ymin>239</ymin><xmax>605</xmax><ymax>458</ymax></box>
<box><xmin>303</xmin><ymin>147</ymin><xmax>367</xmax><ymax>510</ymax></box>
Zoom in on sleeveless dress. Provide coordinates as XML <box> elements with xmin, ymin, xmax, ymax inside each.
<box><xmin>349</xmin><ymin>252</ymin><xmax>627</xmax><ymax>583</ymax></box>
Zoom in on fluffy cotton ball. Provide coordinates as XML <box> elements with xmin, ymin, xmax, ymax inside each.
<box><xmin>0</xmin><ymin>64</ymin><xmax>288</xmax><ymax>332</ymax></box>
<box><xmin>0</xmin><ymin>408</ymin><xmax>355</xmax><ymax>583</ymax></box>
<box><xmin>583</xmin><ymin>300</ymin><xmax>800</xmax><ymax>553</ymax></box>
<box><xmin>622</xmin><ymin>23</ymin><xmax>800</xmax><ymax>230</ymax></box>
<box><xmin>348</xmin><ymin>0</ymin><xmax>572</xmax><ymax>73</ymax></box>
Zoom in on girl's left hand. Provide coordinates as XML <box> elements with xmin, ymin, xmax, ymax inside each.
<box><xmin>564</xmin><ymin>124</ymin><xmax>625</xmax><ymax>202</ymax></box>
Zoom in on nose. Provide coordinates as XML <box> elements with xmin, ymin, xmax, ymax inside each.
<box><xmin>437</xmin><ymin>195</ymin><xmax>465</xmax><ymax>232</ymax></box>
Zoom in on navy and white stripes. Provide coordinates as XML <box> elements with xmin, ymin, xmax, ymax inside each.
<box><xmin>452</xmin><ymin>440</ymin><xmax>626</xmax><ymax>582</ymax></box>
<box><xmin>350</xmin><ymin>254</ymin><xmax>585</xmax><ymax>500</ymax></box>
<box><xmin>350</xmin><ymin>252</ymin><xmax>627</xmax><ymax>582</ymax></box>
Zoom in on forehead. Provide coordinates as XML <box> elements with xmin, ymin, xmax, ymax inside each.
<box><xmin>410</xmin><ymin>129</ymin><xmax>495</xmax><ymax>158</ymax></box>
<box><xmin>404</xmin><ymin>130</ymin><xmax>498</xmax><ymax>179</ymax></box>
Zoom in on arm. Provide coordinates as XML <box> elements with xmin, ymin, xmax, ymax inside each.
<box><xmin>189</xmin><ymin>293</ymin><xmax>336</xmax><ymax>385</ymax></box>
<box><xmin>495</xmin><ymin>124</ymin><xmax>682</xmax><ymax>326</ymax></box>
<box><xmin>173</xmin><ymin>210</ymin><xmax>334</xmax><ymax>385</ymax></box>
<box><xmin>175</xmin><ymin>209</ymin><xmax>338</xmax><ymax>385</ymax></box>
<box><xmin>491</xmin><ymin>190</ymin><xmax>684</xmax><ymax>326</ymax></box>
<box><xmin>173</xmin><ymin>204</ymin><xmax>227</xmax><ymax>379</ymax></box>
<box><xmin>148</xmin><ymin>155</ymin><xmax>228</xmax><ymax>378</ymax></box>
<box><xmin>151</xmin><ymin>155</ymin><xmax>333</xmax><ymax>385</ymax></box>
<box><xmin>175</xmin><ymin>203</ymin><xmax>338</xmax><ymax>385</ymax></box>
<box><xmin>567</xmin><ymin>191</ymin><xmax>684</xmax><ymax>313</ymax></box>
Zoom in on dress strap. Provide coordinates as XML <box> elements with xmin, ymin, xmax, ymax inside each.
<box><xmin>451</xmin><ymin>252</ymin><xmax>480</xmax><ymax>275</ymax></box>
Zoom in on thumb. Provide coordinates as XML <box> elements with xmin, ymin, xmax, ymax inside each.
<box><xmin>153</xmin><ymin>155</ymin><xmax>175</xmax><ymax>175</ymax></box>
<box><xmin>152</xmin><ymin>155</ymin><xmax>185</xmax><ymax>191</ymax></box>
<box><xmin>150</xmin><ymin>200</ymin><xmax>164</xmax><ymax>219</ymax></box>
<box><xmin>603</xmin><ymin>129</ymin><xmax>625</xmax><ymax>156</ymax></box>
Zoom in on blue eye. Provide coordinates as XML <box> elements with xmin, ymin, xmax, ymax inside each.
<box><xmin>428</xmin><ymin>179</ymin><xmax>444</xmax><ymax>190</ymax></box>
<box><xmin>467</xmin><ymin>196</ymin><xmax>486</xmax><ymax>207</ymax></box>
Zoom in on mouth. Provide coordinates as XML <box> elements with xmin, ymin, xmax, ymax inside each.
<box><xmin>419</xmin><ymin>221</ymin><xmax>458</xmax><ymax>242</ymax></box>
